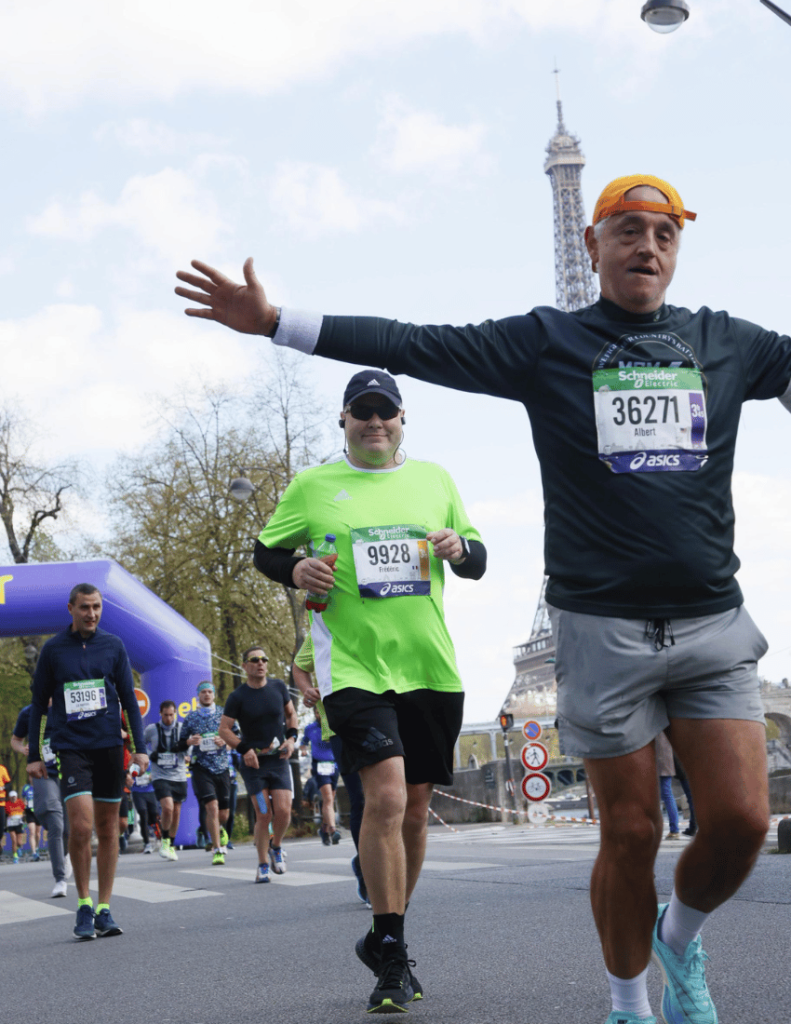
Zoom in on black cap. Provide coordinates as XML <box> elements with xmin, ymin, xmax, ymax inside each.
<box><xmin>343</xmin><ymin>370</ymin><xmax>402</xmax><ymax>408</ymax></box>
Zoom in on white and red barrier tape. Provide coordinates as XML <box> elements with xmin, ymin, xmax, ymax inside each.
<box><xmin>428</xmin><ymin>806</ymin><xmax>459</xmax><ymax>832</ymax></box>
<box><xmin>433</xmin><ymin>788</ymin><xmax>599</xmax><ymax>824</ymax></box>
<box><xmin>433</xmin><ymin>792</ymin><xmax>789</xmax><ymax>830</ymax></box>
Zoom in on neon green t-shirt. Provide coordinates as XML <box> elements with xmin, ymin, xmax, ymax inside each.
<box><xmin>260</xmin><ymin>456</ymin><xmax>481</xmax><ymax>698</ymax></box>
<box><xmin>293</xmin><ymin>632</ymin><xmax>333</xmax><ymax>740</ymax></box>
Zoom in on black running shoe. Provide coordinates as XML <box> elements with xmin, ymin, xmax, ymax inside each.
<box><xmin>356</xmin><ymin>932</ymin><xmax>423</xmax><ymax>1000</ymax></box>
<box><xmin>367</xmin><ymin>955</ymin><xmax>414</xmax><ymax>1014</ymax></box>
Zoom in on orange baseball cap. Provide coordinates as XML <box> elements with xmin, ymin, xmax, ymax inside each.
<box><xmin>592</xmin><ymin>174</ymin><xmax>697</xmax><ymax>228</ymax></box>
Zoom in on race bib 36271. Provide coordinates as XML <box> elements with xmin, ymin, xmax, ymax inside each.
<box><xmin>593</xmin><ymin>366</ymin><xmax>708</xmax><ymax>474</ymax></box>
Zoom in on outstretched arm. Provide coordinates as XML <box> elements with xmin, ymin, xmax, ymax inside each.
<box><xmin>175</xmin><ymin>257</ymin><xmax>279</xmax><ymax>336</ymax></box>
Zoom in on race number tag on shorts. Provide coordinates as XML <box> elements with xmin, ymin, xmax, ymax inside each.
<box><xmin>317</xmin><ymin>761</ymin><xmax>336</xmax><ymax>775</ymax></box>
<box><xmin>64</xmin><ymin>679</ymin><xmax>107</xmax><ymax>721</ymax></box>
<box><xmin>135</xmin><ymin>772</ymin><xmax>152</xmax><ymax>787</ymax></box>
<box><xmin>200</xmin><ymin>732</ymin><xmax>219</xmax><ymax>752</ymax></box>
<box><xmin>593</xmin><ymin>367</ymin><xmax>708</xmax><ymax>474</ymax></box>
<box><xmin>351</xmin><ymin>525</ymin><xmax>431</xmax><ymax>598</ymax></box>
<box><xmin>41</xmin><ymin>742</ymin><xmax>54</xmax><ymax>763</ymax></box>
<box><xmin>158</xmin><ymin>752</ymin><xmax>176</xmax><ymax>768</ymax></box>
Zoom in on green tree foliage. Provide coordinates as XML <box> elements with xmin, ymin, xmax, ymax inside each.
<box><xmin>102</xmin><ymin>359</ymin><xmax>332</xmax><ymax>701</ymax></box>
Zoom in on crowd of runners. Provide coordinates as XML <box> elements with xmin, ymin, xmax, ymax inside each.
<box><xmin>0</xmin><ymin>173</ymin><xmax>787</xmax><ymax>1024</ymax></box>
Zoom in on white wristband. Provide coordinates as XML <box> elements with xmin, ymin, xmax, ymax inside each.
<box><xmin>272</xmin><ymin>308</ymin><xmax>324</xmax><ymax>354</ymax></box>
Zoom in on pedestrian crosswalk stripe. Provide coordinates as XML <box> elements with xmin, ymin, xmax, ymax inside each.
<box><xmin>181</xmin><ymin>867</ymin><xmax>352</xmax><ymax>887</ymax></box>
<box><xmin>91</xmin><ymin>876</ymin><xmax>222</xmax><ymax>903</ymax></box>
<box><xmin>421</xmin><ymin>860</ymin><xmax>498</xmax><ymax>870</ymax></box>
<box><xmin>0</xmin><ymin>890</ymin><xmax>71</xmax><ymax>925</ymax></box>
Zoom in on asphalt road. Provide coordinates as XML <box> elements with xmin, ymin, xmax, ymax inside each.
<box><xmin>1</xmin><ymin>822</ymin><xmax>789</xmax><ymax>1024</ymax></box>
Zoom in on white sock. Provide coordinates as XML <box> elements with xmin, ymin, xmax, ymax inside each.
<box><xmin>606</xmin><ymin>966</ymin><xmax>652</xmax><ymax>1017</ymax></box>
<box><xmin>659</xmin><ymin>892</ymin><xmax>710</xmax><ymax>956</ymax></box>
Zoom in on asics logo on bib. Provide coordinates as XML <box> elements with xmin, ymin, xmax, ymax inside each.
<box><xmin>630</xmin><ymin>452</ymin><xmax>681</xmax><ymax>470</ymax></box>
<box><xmin>380</xmin><ymin>583</ymin><xmax>415</xmax><ymax>596</ymax></box>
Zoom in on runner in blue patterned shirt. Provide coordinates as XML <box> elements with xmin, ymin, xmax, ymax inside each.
<box><xmin>181</xmin><ymin>681</ymin><xmax>231</xmax><ymax>865</ymax></box>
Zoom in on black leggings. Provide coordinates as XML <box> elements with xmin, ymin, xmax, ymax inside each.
<box><xmin>132</xmin><ymin>791</ymin><xmax>159</xmax><ymax>842</ymax></box>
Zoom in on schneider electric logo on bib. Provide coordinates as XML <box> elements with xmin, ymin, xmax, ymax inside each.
<box><xmin>618</xmin><ymin>369</ymin><xmax>679</xmax><ymax>389</ymax></box>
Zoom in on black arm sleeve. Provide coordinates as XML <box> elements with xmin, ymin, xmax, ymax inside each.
<box><xmin>253</xmin><ymin>539</ymin><xmax>305</xmax><ymax>588</ymax></box>
<box><xmin>449</xmin><ymin>539</ymin><xmax>487</xmax><ymax>581</ymax></box>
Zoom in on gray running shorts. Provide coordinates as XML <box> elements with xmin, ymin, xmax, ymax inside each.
<box><xmin>548</xmin><ymin>604</ymin><xmax>768</xmax><ymax>760</ymax></box>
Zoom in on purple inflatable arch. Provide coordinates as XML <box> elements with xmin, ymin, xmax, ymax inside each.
<box><xmin>0</xmin><ymin>559</ymin><xmax>212</xmax><ymax>846</ymax></box>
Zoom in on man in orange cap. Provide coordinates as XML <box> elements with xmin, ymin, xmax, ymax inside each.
<box><xmin>177</xmin><ymin>173</ymin><xmax>791</xmax><ymax>1024</ymax></box>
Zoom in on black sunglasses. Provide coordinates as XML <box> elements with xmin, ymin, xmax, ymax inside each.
<box><xmin>348</xmin><ymin>400</ymin><xmax>400</xmax><ymax>421</ymax></box>
<box><xmin>246</xmin><ymin>656</ymin><xmax>268</xmax><ymax>663</ymax></box>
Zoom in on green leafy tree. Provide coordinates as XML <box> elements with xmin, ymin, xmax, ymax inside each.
<box><xmin>103</xmin><ymin>363</ymin><xmax>332</xmax><ymax>700</ymax></box>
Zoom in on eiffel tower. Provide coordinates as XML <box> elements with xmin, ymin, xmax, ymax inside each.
<box><xmin>499</xmin><ymin>76</ymin><xmax>596</xmax><ymax>720</ymax></box>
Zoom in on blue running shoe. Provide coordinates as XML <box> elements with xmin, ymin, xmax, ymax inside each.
<box><xmin>256</xmin><ymin>863</ymin><xmax>270</xmax><ymax>884</ymax></box>
<box><xmin>94</xmin><ymin>908</ymin><xmax>123</xmax><ymax>937</ymax></box>
<box><xmin>74</xmin><ymin>905</ymin><xmax>96</xmax><ymax>941</ymax></box>
<box><xmin>352</xmin><ymin>855</ymin><xmax>371</xmax><ymax>906</ymax></box>
<box><xmin>604</xmin><ymin>1015</ymin><xmax>657</xmax><ymax>1023</ymax></box>
<box><xmin>652</xmin><ymin>904</ymin><xmax>717</xmax><ymax>1024</ymax></box>
<box><xmin>268</xmin><ymin>841</ymin><xmax>286</xmax><ymax>874</ymax></box>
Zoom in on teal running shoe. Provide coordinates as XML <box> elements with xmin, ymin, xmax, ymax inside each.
<box><xmin>652</xmin><ymin>903</ymin><xmax>718</xmax><ymax>1024</ymax></box>
<box><xmin>605</xmin><ymin>1014</ymin><xmax>657</xmax><ymax>1024</ymax></box>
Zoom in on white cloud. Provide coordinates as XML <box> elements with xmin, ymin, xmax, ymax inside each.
<box><xmin>95</xmin><ymin>118</ymin><xmax>225</xmax><ymax>154</ymax></box>
<box><xmin>0</xmin><ymin>0</ymin><xmax>732</xmax><ymax>115</ymax></box>
<box><xmin>27</xmin><ymin>168</ymin><xmax>228</xmax><ymax>267</ymax></box>
<box><xmin>375</xmin><ymin>96</ymin><xmax>491</xmax><ymax>179</ymax></box>
<box><xmin>269</xmin><ymin>161</ymin><xmax>405</xmax><ymax>238</ymax></box>
<box><xmin>469</xmin><ymin>490</ymin><xmax>544</xmax><ymax>528</ymax></box>
<box><xmin>0</xmin><ymin>255</ymin><xmax>13</xmax><ymax>275</ymax></box>
<box><xmin>0</xmin><ymin>303</ymin><xmax>255</xmax><ymax>458</ymax></box>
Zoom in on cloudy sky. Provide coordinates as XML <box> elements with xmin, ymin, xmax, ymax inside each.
<box><xmin>2</xmin><ymin>0</ymin><xmax>791</xmax><ymax>722</ymax></box>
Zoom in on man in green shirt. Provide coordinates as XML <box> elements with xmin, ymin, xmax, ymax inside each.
<box><xmin>254</xmin><ymin>370</ymin><xmax>486</xmax><ymax>1013</ymax></box>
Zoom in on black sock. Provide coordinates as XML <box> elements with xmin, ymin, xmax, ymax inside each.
<box><xmin>161</xmin><ymin>830</ymin><xmax>170</xmax><ymax>840</ymax></box>
<box><xmin>373</xmin><ymin>913</ymin><xmax>405</xmax><ymax>957</ymax></box>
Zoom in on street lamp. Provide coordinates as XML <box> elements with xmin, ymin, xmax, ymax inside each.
<box><xmin>761</xmin><ymin>0</ymin><xmax>791</xmax><ymax>26</ymax></box>
<box><xmin>228</xmin><ymin>464</ymin><xmax>290</xmax><ymax>502</ymax></box>
<box><xmin>229</xmin><ymin>472</ymin><xmax>255</xmax><ymax>501</ymax></box>
<box><xmin>640</xmin><ymin>0</ymin><xmax>690</xmax><ymax>33</ymax></box>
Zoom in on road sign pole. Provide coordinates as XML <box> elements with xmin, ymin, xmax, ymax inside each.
<box><xmin>498</xmin><ymin>713</ymin><xmax>518</xmax><ymax>821</ymax></box>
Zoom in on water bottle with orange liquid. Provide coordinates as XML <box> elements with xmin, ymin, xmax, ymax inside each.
<box><xmin>305</xmin><ymin>533</ymin><xmax>338</xmax><ymax>611</ymax></box>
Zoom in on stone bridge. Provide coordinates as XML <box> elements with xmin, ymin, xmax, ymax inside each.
<box><xmin>763</xmin><ymin>688</ymin><xmax>791</xmax><ymax>746</ymax></box>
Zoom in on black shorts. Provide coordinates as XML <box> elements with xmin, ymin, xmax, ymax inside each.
<box><xmin>311</xmin><ymin>758</ymin><xmax>339</xmax><ymax>790</ymax></box>
<box><xmin>190</xmin><ymin>764</ymin><xmax>231</xmax><ymax>809</ymax></box>
<box><xmin>59</xmin><ymin>747</ymin><xmax>125</xmax><ymax>803</ymax></box>
<box><xmin>7</xmin><ymin>823</ymin><xmax>24</xmax><ymax>834</ymax></box>
<box><xmin>153</xmin><ymin>779</ymin><xmax>188</xmax><ymax>803</ymax></box>
<box><xmin>323</xmin><ymin>688</ymin><xmax>464</xmax><ymax>786</ymax></box>
<box><xmin>239</xmin><ymin>758</ymin><xmax>292</xmax><ymax>797</ymax></box>
<box><xmin>25</xmin><ymin>808</ymin><xmax>39</xmax><ymax>825</ymax></box>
